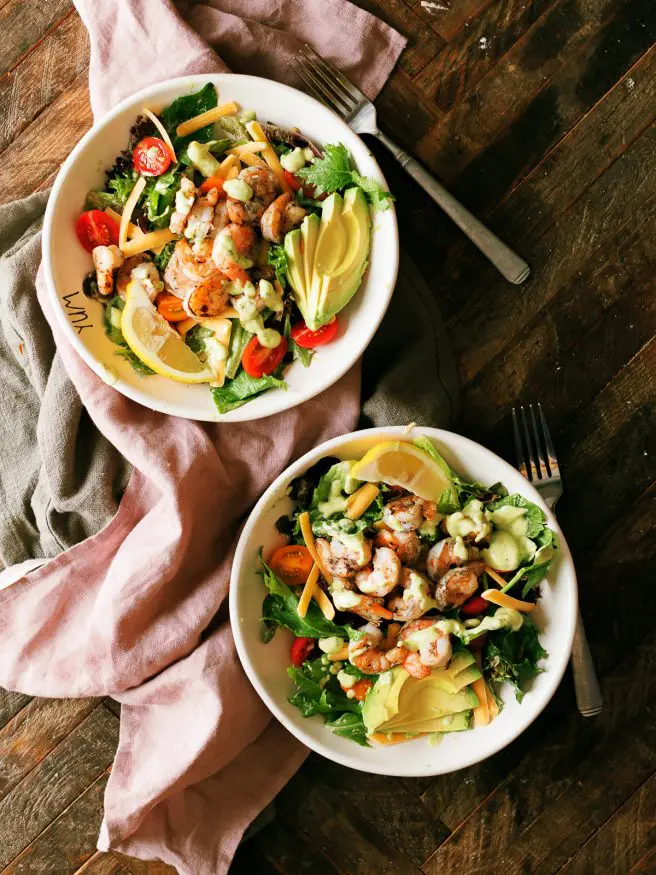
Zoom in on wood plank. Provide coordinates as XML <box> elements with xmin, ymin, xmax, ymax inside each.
<box><xmin>0</xmin><ymin>75</ymin><xmax>92</xmax><ymax>203</ymax></box>
<box><xmin>414</xmin><ymin>0</ymin><xmax>556</xmax><ymax>111</ymax></box>
<box><xmin>252</xmin><ymin>820</ymin><xmax>345</xmax><ymax>874</ymax></box>
<box><xmin>0</xmin><ymin>12</ymin><xmax>89</xmax><ymax>152</ymax></box>
<box><xmin>112</xmin><ymin>855</ymin><xmax>178</xmax><ymax>875</ymax></box>
<box><xmin>557</xmin><ymin>774</ymin><xmax>656</xmax><ymax>875</ymax></box>
<box><xmin>0</xmin><ymin>705</ymin><xmax>118</xmax><ymax>869</ymax></box>
<box><xmin>0</xmin><ymin>695</ymin><xmax>99</xmax><ymax>799</ymax></box>
<box><xmin>0</xmin><ymin>0</ymin><xmax>72</xmax><ymax>76</ymax></box>
<box><xmin>0</xmin><ymin>770</ymin><xmax>109</xmax><ymax>875</ymax></box>
<box><xmin>72</xmin><ymin>851</ymin><xmax>128</xmax><ymax>875</ymax></box>
<box><xmin>104</xmin><ymin>698</ymin><xmax>121</xmax><ymax>719</ymax></box>
<box><xmin>627</xmin><ymin>848</ymin><xmax>656</xmax><ymax>874</ymax></box>
<box><xmin>450</xmin><ymin>124</ymin><xmax>655</xmax><ymax>386</ymax></box>
<box><xmin>355</xmin><ymin>0</ymin><xmax>445</xmax><ymax>77</ymax></box>
<box><xmin>421</xmin><ymin>638</ymin><xmax>656</xmax><ymax>875</ymax></box>
<box><xmin>274</xmin><ymin>759</ymin><xmax>423</xmax><ymax>875</ymax></box>
<box><xmin>415</xmin><ymin>0</ymin><xmax>655</xmax><ymax>185</ymax></box>
<box><xmin>407</xmin><ymin>0</ymin><xmax>494</xmax><ymax>43</ymax></box>
<box><xmin>375</xmin><ymin>68</ymin><xmax>444</xmax><ymax>152</ymax></box>
<box><xmin>0</xmin><ymin>689</ymin><xmax>31</xmax><ymax>730</ymax></box>
<box><xmin>431</xmin><ymin>44</ymin><xmax>656</xmax><ymax>316</ymax></box>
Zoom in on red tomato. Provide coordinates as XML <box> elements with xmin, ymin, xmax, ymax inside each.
<box><xmin>283</xmin><ymin>170</ymin><xmax>326</xmax><ymax>200</ymax></box>
<box><xmin>349</xmin><ymin>679</ymin><xmax>373</xmax><ymax>702</ymax></box>
<box><xmin>290</xmin><ymin>318</ymin><xmax>339</xmax><ymax>349</ymax></box>
<box><xmin>290</xmin><ymin>637</ymin><xmax>315</xmax><ymax>667</ymax></box>
<box><xmin>133</xmin><ymin>136</ymin><xmax>172</xmax><ymax>176</ymax></box>
<box><xmin>75</xmin><ymin>210</ymin><xmax>120</xmax><ymax>253</ymax></box>
<box><xmin>242</xmin><ymin>335</ymin><xmax>288</xmax><ymax>378</ymax></box>
<box><xmin>460</xmin><ymin>595</ymin><xmax>489</xmax><ymax>617</ymax></box>
<box><xmin>269</xmin><ymin>545</ymin><xmax>314</xmax><ymax>586</ymax></box>
<box><xmin>283</xmin><ymin>170</ymin><xmax>303</xmax><ymax>192</ymax></box>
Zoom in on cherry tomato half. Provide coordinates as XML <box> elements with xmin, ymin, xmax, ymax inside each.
<box><xmin>460</xmin><ymin>595</ymin><xmax>489</xmax><ymax>617</ymax></box>
<box><xmin>133</xmin><ymin>136</ymin><xmax>172</xmax><ymax>176</ymax></box>
<box><xmin>156</xmin><ymin>292</ymin><xmax>187</xmax><ymax>323</ymax></box>
<box><xmin>75</xmin><ymin>210</ymin><xmax>120</xmax><ymax>253</ymax></box>
<box><xmin>290</xmin><ymin>318</ymin><xmax>339</xmax><ymax>349</ymax></box>
<box><xmin>269</xmin><ymin>545</ymin><xmax>314</xmax><ymax>586</ymax></box>
<box><xmin>241</xmin><ymin>335</ymin><xmax>288</xmax><ymax>379</ymax></box>
<box><xmin>291</xmin><ymin>636</ymin><xmax>315</xmax><ymax>667</ymax></box>
<box><xmin>283</xmin><ymin>170</ymin><xmax>303</xmax><ymax>192</ymax></box>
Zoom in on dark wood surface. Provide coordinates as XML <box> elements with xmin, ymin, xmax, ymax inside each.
<box><xmin>1</xmin><ymin>1</ymin><xmax>654</xmax><ymax>873</ymax></box>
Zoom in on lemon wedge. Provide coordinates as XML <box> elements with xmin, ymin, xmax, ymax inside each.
<box><xmin>120</xmin><ymin>281</ymin><xmax>215</xmax><ymax>383</ymax></box>
<box><xmin>350</xmin><ymin>441</ymin><xmax>453</xmax><ymax>502</ymax></box>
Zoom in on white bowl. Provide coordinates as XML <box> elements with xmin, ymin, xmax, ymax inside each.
<box><xmin>42</xmin><ymin>75</ymin><xmax>398</xmax><ymax>422</ymax></box>
<box><xmin>230</xmin><ymin>425</ymin><xmax>578</xmax><ymax>776</ymax></box>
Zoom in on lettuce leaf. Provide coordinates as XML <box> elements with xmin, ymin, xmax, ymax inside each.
<box><xmin>103</xmin><ymin>296</ymin><xmax>155</xmax><ymax>376</ymax></box>
<box><xmin>160</xmin><ymin>83</ymin><xmax>218</xmax><ymax>158</ymax></box>
<box><xmin>484</xmin><ymin>617</ymin><xmax>547</xmax><ymax>702</ymax></box>
<box><xmin>210</xmin><ymin>370</ymin><xmax>286</xmax><ymax>414</ymax></box>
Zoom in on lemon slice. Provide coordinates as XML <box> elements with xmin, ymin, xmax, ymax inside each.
<box><xmin>120</xmin><ymin>281</ymin><xmax>215</xmax><ymax>383</ymax></box>
<box><xmin>350</xmin><ymin>441</ymin><xmax>453</xmax><ymax>501</ymax></box>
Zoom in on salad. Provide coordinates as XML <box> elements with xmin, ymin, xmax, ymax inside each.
<box><xmin>258</xmin><ymin>437</ymin><xmax>557</xmax><ymax>746</ymax></box>
<box><xmin>77</xmin><ymin>83</ymin><xmax>392</xmax><ymax>413</ymax></box>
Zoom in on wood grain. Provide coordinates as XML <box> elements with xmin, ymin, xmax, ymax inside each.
<box><xmin>0</xmin><ymin>0</ymin><xmax>72</xmax><ymax>76</ymax></box>
<box><xmin>73</xmin><ymin>852</ymin><xmax>130</xmax><ymax>875</ymax></box>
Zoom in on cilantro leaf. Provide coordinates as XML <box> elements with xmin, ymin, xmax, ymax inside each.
<box><xmin>484</xmin><ymin>617</ymin><xmax>547</xmax><ymax>702</ymax></box>
<box><xmin>297</xmin><ymin>143</ymin><xmax>393</xmax><ymax>210</ymax></box>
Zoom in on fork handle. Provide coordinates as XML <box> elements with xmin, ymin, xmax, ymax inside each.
<box><xmin>572</xmin><ymin>611</ymin><xmax>603</xmax><ymax>717</ymax></box>
<box><xmin>372</xmin><ymin>130</ymin><xmax>530</xmax><ymax>285</ymax></box>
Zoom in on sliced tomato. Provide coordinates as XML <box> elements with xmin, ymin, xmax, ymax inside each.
<box><xmin>269</xmin><ymin>545</ymin><xmax>314</xmax><ymax>586</ymax></box>
<box><xmin>283</xmin><ymin>170</ymin><xmax>327</xmax><ymax>200</ymax></box>
<box><xmin>349</xmin><ymin>679</ymin><xmax>373</xmax><ymax>702</ymax></box>
<box><xmin>133</xmin><ymin>136</ymin><xmax>172</xmax><ymax>176</ymax></box>
<box><xmin>75</xmin><ymin>210</ymin><xmax>119</xmax><ymax>253</ymax></box>
<box><xmin>199</xmin><ymin>175</ymin><xmax>226</xmax><ymax>195</ymax></box>
<box><xmin>283</xmin><ymin>170</ymin><xmax>303</xmax><ymax>192</ymax></box>
<box><xmin>290</xmin><ymin>636</ymin><xmax>315</xmax><ymax>667</ymax></box>
<box><xmin>156</xmin><ymin>292</ymin><xmax>187</xmax><ymax>323</ymax></box>
<box><xmin>460</xmin><ymin>595</ymin><xmax>489</xmax><ymax>617</ymax></box>
<box><xmin>290</xmin><ymin>318</ymin><xmax>338</xmax><ymax>349</ymax></box>
<box><xmin>242</xmin><ymin>335</ymin><xmax>288</xmax><ymax>379</ymax></box>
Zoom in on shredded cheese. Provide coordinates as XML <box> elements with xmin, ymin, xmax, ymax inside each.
<box><xmin>482</xmin><ymin>588</ymin><xmax>535</xmax><ymax>613</ymax></box>
<box><xmin>105</xmin><ymin>207</ymin><xmax>142</xmax><ymax>240</ymax></box>
<box><xmin>119</xmin><ymin>176</ymin><xmax>147</xmax><ymax>250</ymax></box>
<box><xmin>485</xmin><ymin>567</ymin><xmax>509</xmax><ymax>588</ymax></box>
<box><xmin>245</xmin><ymin>120</ymin><xmax>292</xmax><ymax>194</ymax></box>
<box><xmin>298</xmin><ymin>511</ymin><xmax>332</xmax><ymax>584</ymax></box>
<box><xmin>314</xmin><ymin>587</ymin><xmax>335</xmax><ymax>621</ymax></box>
<box><xmin>121</xmin><ymin>228</ymin><xmax>178</xmax><ymax>258</ymax></box>
<box><xmin>345</xmin><ymin>483</ymin><xmax>380</xmax><ymax>520</ymax></box>
<box><xmin>225</xmin><ymin>165</ymin><xmax>239</xmax><ymax>180</ymax></box>
<box><xmin>297</xmin><ymin>563</ymin><xmax>320</xmax><ymax>618</ymax></box>
<box><xmin>175</xmin><ymin>101</ymin><xmax>239</xmax><ymax>138</ymax></box>
<box><xmin>143</xmin><ymin>108</ymin><xmax>177</xmax><ymax>161</ymax></box>
<box><xmin>238</xmin><ymin>152</ymin><xmax>267</xmax><ymax>168</ymax></box>
<box><xmin>226</xmin><ymin>141</ymin><xmax>268</xmax><ymax>156</ymax></box>
<box><xmin>218</xmin><ymin>154</ymin><xmax>239</xmax><ymax>178</ymax></box>
<box><xmin>210</xmin><ymin>360</ymin><xmax>226</xmax><ymax>389</ymax></box>
<box><xmin>176</xmin><ymin>317</ymin><xmax>199</xmax><ymax>337</ymax></box>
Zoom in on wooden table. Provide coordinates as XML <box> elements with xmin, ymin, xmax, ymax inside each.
<box><xmin>1</xmin><ymin>1</ymin><xmax>654</xmax><ymax>873</ymax></box>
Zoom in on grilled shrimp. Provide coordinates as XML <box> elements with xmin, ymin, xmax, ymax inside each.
<box><xmin>185</xmin><ymin>188</ymin><xmax>220</xmax><ymax>248</ymax></box>
<box><xmin>163</xmin><ymin>250</ymin><xmax>199</xmax><ymax>298</ymax></box>
<box><xmin>387</xmin><ymin>568</ymin><xmax>435</xmax><ymax>622</ymax></box>
<box><xmin>260</xmin><ymin>193</ymin><xmax>306</xmax><ymax>243</ymax></box>
<box><xmin>354</xmin><ymin>547</ymin><xmax>401</xmax><ymax>598</ymax></box>
<box><xmin>226</xmin><ymin>197</ymin><xmax>267</xmax><ymax>226</ymax></box>
<box><xmin>427</xmin><ymin>537</ymin><xmax>476</xmax><ymax>581</ymax></box>
<box><xmin>183</xmin><ymin>273</ymin><xmax>230</xmax><ymax>319</ymax></box>
<box><xmin>115</xmin><ymin>254</ymin><xmax>152</xmax><ymax>298</ymax></box>
<box><xmin>348</xmin><ymin>624</ymin><xmax>405</xmax><ymax>675</ymax></box>
<box><xmin>433</xmin><ymin>564</ymin><xmax>484</xmax><ymax>611</ymax></box>
<box><xmin>330</xmin><ymin>578</ymin><xmax>389</xmax><ymax>625</ymax></box>
<box><xmin>383</xmin><ymin>496</ymin><xmax>438</xmax><ymax>533</ymax></box>
<box><xmin>374</xmin><ymin>528</ymin><xmax>422</xmax><ymax>566</ymax></box>
<box><xmin>169</xmin><ymin>177</ymin><xmax>196</xmax><ymax>235</ymax></box>
<box><xmin>212</xmin><ymin>223</ymin><xmax>257</xmax><ymax>270</ymax></box>
<box><xmin>176</xmin><ymin>237</ymin><xmax>216</xmax><ymax>281</ymax></box>
<box><xmin>92</xmin><ymin>244</ymin><xmax>123</xmax><ymax>296</ymax></box>
<box><xmin>239</xmin><ymin>166</ymin><xmax>279</xmax><ymax>204</ymax></box>
<box><xmin>398</xmin><ymin>618</ymin><xmax>452</xmax><ymax>676</ymax></box>
<box><xmin>316</xmin><ymin>537</ymin><xmax>372</xmax><ymax>579</ymax></box>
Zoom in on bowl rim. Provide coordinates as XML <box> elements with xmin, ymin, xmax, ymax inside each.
<box><xmin>42</xmin><ymin>73</ymin><xmax>399</xmax><ymax>422</ymax></box>
<box><xmin>229</xmin><ymin>425</ymin><xmax>578</xmax><ymax>776</ymax></box>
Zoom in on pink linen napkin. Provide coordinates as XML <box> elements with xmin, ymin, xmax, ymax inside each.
<box><xmin>0</xmin><ymin>2</ymin><xmax>405</xmax><ymax>873</ymax></box>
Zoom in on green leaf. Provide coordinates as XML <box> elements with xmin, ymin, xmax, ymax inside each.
<box><xmin>283</xmin><ymin>311</ymin><xmax>313</xmax><ymax>367</ymax></box>
<box><xmin>259</xmin><ymin>555</ymin><xmax>348</xmax><ymax>640</ymax></box>
<box><xmin>487</xmin><ymin>493</ymin><xmax>546</xmax><ymax>538</ymax></box>
<box><xmin>210</xmin><ymin>370</ymin><xmax>286</xmax><ymax>414</ymax></box>
<box><xmin>114</xmin><ymin>347</ymin><xmax>156</xmax><ymax>376</ymax></box>
<box><xmin>484</xmin><ymin>617</ymin><xmax>547</xmax><ymax>702</ymax></box>
<box><xmin>325</xmin><ymin>711</ymin><xmax>370</xmax><ymax>746</ymax></box>
<box><xmin>103</xmin><ymin>295</ymin><xmax>155</xmax><ymax>376</ymax></box>
<box><xmin>184</xmin><ymin>324</ymin><xmax>214</xmax><ymax>355</ymax></box>
<box><xmin>160</xmin><ymin>83</ymin><xmax>218</xmax><ymax>158</ymax></box>
<box><xmin>152</xmin><ymin>241</ymin><xmax>175</xmax><ymax>272</ymax></box>
<box><xmin>267</xmin><ymin>243</ymin><xmax>288</xmax><ymax>288</ymax></box>
<box><xmin>296</xmin><ymin>142</ymin><xmax>392</xmax><ymax>208</ymax></box>
<box><xmin>142</xmin><ymin>167</ymin><xmax>182</xmax><ymax>229</ymax></box>
<box><xmin>224</xmin><ymin>322</ymin><xmax>252</xmax><ymax>380</ymax></box>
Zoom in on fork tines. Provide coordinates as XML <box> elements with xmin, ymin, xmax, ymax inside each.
<box><xmin>292</xmin><ymin>45</ymin><xmax>362</xmax><ymax>116</ymax></box>
<box><xmin>512</xmin><ymin>403</ymin><xmax>561</xmax><ymax>482</ymax></box>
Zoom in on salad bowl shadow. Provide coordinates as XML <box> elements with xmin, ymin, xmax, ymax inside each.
<box><xmin>230</xmin><ymin>425</ymin><xmax>578</xmax><ymax>777</ymax></box>
<box><xmin>42</xmin><ymin>74</ymin><xmax>398</xmax><ymax>422</ymax></box>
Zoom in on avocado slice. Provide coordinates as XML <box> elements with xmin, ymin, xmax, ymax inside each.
<box><xmin>446</xmin><ymin>651</ymin><xmax>476</xmax><ymax>677</ymax></box>
<box><xmin>284</xmin><ymin>228</ymin><xmax>307</xmax><ymax>310</ymax></box>
<box><xmin>312</xmin><ymin>187</ymin><xmax>370</xmax><ymax>328</ymax></box>
<box><xmin>301</xmin><ymin>212</ymin><xmax>320</xmax><ymax>294</ymax></box>
<box><xmin>377</xmin><ymin>680</ymin><xmax>479</xmax><ymax>732</ymax></box>
<box><xmin>362</xmin><ymin>666</ymin><xmax>409</xmax><ymax>735</ymax></box>
<box><xmin>381</xmin><ymin>710</ymin><xmax>473</xmax><ymax>735</ymax></box>
<box><xmin>448</xmin><ymin>665</ymin><xmax>482</xmax><ymax>691</ymax></box>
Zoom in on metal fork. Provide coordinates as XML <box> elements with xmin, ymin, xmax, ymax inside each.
<box><xmin>512</xmin><ymin>404</ymin><xmax>603</xmax><ymax>717</ymax></box>
<box><xmin>292</xmin><ymin>44</ymin><xmax>531</xmax><ymax>285</ymax></box>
